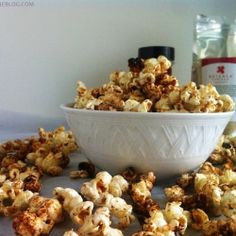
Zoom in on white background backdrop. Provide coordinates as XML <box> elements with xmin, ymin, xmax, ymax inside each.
<box><xmin>0</xmin><ymin>0</ymin><xmax>236</xmax><ymax>139</ymax></box>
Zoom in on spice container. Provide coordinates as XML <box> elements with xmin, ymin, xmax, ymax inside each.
<box><xmin>138</xmin><ymin>46</ymin><xmax>175</xmax><ymax>75</ymax></box>
<box><xmin>192</xmin><ymin>15</ymin><xmax>236</xmax><ymax>136</ymax></box>
<box><xmin>224</xmin><ymin>23</ymin><xmax>236</xmax><ymax>135</ymax></box>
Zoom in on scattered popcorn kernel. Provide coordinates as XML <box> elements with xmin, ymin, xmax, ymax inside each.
<box><xmin>201</xmin><ymin>218</ymin><xmax>236</xmax><ymax>236</ymax></box>
<box><xmin>164</xmin><ymin>185</ymin><xmax>185</xmax><ymax>202</ymax></box>
<box><xmin>221</xmin><ymin>189</ymin><xmax>236</xmax><ymax>220</ymax></box>
<box><xmin>80</xmin><ymin>171</ymin><xmax>135</xmax><ymax>228</ymax></box>
<box><xmin>162</xmin><ymin>201</ymin><xmax>189</xmax><ymax>235</ymax></box>
<box><xmin>53</xmin><ymin>187</ymin><xmax>94</xmax><ymax>225</ymax></box>
<box><xmin>12</xmin><ymin>195</ymin><xmax>63</xmax><ymax>236</ymax></box>
<box><xmin>130</xmin><ymin>172</ymin><xmax>158</xmax><ymax>215</ymax></box>
<box><xmin>26</xmin><ymin>127</ymin><xmax>77</xmax><ymax>176</ymax></box>
<box><xmin>77</xmin><ymin>207</ymin><xmax>124</xmax><ymax>236</ymax></box>
<box><xmin>109</xmin><ymin>175</ymin><xmax>129</xmax><ymax>197</ymax></box>
<box><xmin>190</xmin><ymin>208</ymin><xmax>209</xmax><ymax>230</ymax></box>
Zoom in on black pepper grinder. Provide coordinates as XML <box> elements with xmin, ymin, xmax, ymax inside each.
<box><xmin>138</xmin><ymin>46</ymin><xmax>175</xmax><ymax>75</ymax></box>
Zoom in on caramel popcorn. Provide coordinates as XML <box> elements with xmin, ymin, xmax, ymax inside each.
<box><xmin>12</xmin><ymin>195</ymin><xmax>63</xmax><ymax>236</ymax></box>
<box><xmin>201</xmin><ymin>218</ymin><xmax>236</xmax><ymax>235</ymax></box>
<box><xmin>4</xmin><ymin>190</ymin><xmax>36</xmax><ymax>216</ymax></box>
<box><xmin>133</xmin><ymin>202</ymin><xmax>189</xmax><ymax>236</ymax></box>
<box><xmin>210</xmin><ymin>134</ymin><xmax>236</xmax><ymax>165</ymax></box>
<box><xmin>141</xmin><ymin>207</ymin><xmax>170</xmax><ymax>233</ymax></box>
<box><xmin>80</xmin><ymin>171</ymin><xmax>129</xmax><ymax>200</ymax></box>
<box><xmin>0</xmin><ymin>179</ymin><xmax>23</xmax><ymax>202</ymax></box>
<box><xmin>221</xmin><ymin>189</ymin><xmax>236</xmax><ymax>220</ymax></box>
<box><xmin>0</xmin><ymin>139</ymin><xmax>33</xmax><ymax>162</ymax></box>
<box><xmin>80</xmin><ymin>171</ymin><xmax>113</xmax><ymax>201</ymax></box>
<box><xmin>27</xmin><ymin>151</ymin><xmax>69</xmax><ymax>176</ymax></box>
<box><xmin>53</xmin><ymin>187</ymin><xmax>94</xmax><ymax>225</ymax></box>
<box><xmin>64</xmin><ymin>230</ymin><xmax>79</xmax><ymax>236</ymax></box>
<box><xmin>73</xmin><ymin>56</ymin><xmax>235</xmax><ymax>113</ymax></box>
<box><xmin>80</xmin><ymin>171</ymin><xmax>135</xmax><ymax>228</ymax></box>
<box><xmin>26</xmin><ymin>126</ymin><xmax>77</xmax><ymax>176</ymax></box>
<box><xmin>64</xmin><ymin>207</ymin><xmax>124</xmax><ymax>236</ymax></box>
<box><xmin>190</xmin><ymin>208</ymin><xmax>209</xmax><ymax>231</ymax></box>
<box><xmin>2</xmin><ymin>125</ymin><xmax>236</xmax><ymax>235</ymax></box>
<box><xmin>164</xmin><ymin>185</ymin><xmax>185</xmax><ymax>202</ymax></box>
<box><xmin>109</xmin><ymin>175</ymin><xmax>129</xmax><ymax>197</ymax></box>
<box><xmin>0</xmin><ymin>174</ymin><xmax>6</xmax><ymax>184</ymax></box>
<box><xmin>162</xmin><ymin>202</ymin><xmax>190</xmax><ymax>235</ymax></box>
<box><xmin>0</xmin><ymin>179</ymin><xmax>37</xmax><ymax>216</ymax></box>
<box><xmin>0</xmin><ymin>126</ymin><xmax>78</xmax><ymax>235</ymax></box>
<box><xmin>36</xmin><ymin>126</ymin><xmax>77</xmax><ymax>156</ymax></box>
<box><xmin>130</xmin><ymin>172</ymin><xmax>158</xmax><ymax>215</ymax></box>
<box><xmin>69</xmin><ymin>170</ymin><xmax>90</xmax><ymax>179</ymax></box>
<box><xmin>54</xmin><ymin>187</ymin><xmax>124</xmax><ymax>235</ymax></box>
<box><xmin>162</xmin><ymin>135</ymin><xmax>236</xmax><ymax>235</ymax></box>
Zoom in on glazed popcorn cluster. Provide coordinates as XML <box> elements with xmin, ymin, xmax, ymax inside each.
<box><xmin>162</xmin><ymin>135</ymin><xmax>236</xmax><ymax>236</ymax></box>
<box><xmin>74</xmin><ymin>56</ymin><xmax>234</xmax><ymax>112</ymax></box>
<box><xmin>61</xmin><ymin>135</ymin><xmax>236</xmax><ymax>236</ymax></box>
<box><xmin>0</xmin><ymin>127</ymin><xmax>77</xmax><ymax>235</ymax></box>
<box><xmin>26</xmin><ymin>126</ymin><xmax>77</xmax><ymax>175</ymax></box>
<box><xmin>56</xmin><ymin>171</ymin><xmax>135</xmax><ymax>236</ymax></box>
<box><xmin>1</xmin><ymin>129</ymin><xmax>236</xmax><ymax>235</ymax></box>
<box><xmin>13</xmin><ymin>195</ymin><xmax>63</xmax><ymax>236</ymax></box>
<box><xmin>59</xmin><ymin>169</ymin><xmax>190</xmax><ymax>236</ymax></box>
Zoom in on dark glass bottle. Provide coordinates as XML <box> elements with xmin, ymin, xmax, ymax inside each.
<box><xmin>138</xmin><ymin>46</ymin><xmax>175</xmax><ymax>75</ymax></box>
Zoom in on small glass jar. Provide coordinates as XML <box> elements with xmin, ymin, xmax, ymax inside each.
<box><xmin>138</xmin><ymin>46</ymin><xmax>175</xmax><ymax>75</ymax></box>
<box><xmin>224</xmin><ymin>23</ymin><xmax>236</xmax><ymax>136</ymax></box>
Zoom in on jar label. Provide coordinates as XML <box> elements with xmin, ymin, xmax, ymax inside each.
<box><xmin>202</xmin><ymin>57</ymin><xmax>236</xmax><ymax>121</ymax></box>
<box><xmin>202</xmin><ymin>57</ymin><xmax>236</xmax><ymax>97</ymax></box>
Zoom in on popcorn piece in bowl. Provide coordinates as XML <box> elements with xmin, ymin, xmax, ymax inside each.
<box><xmin>124</xmin><ymin>99</ymin><xmax>152</xmax><ymax>112</ymax></box>
<box><xmin>74</xmin><ymin>81</ymin><xmax>95</xmax><ymax>109</ymax></box>
<box><xmin>62</xmin><ymin>55</ymin><xmax>235</xmax><ymax>179</ymax></box>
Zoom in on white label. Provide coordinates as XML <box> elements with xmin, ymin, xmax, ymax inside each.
<box><xmin>201</xmin><ymin>58</ymin><xmax>236</xmax><ymax>101</ymax></box>
<box><xmin>201</xmin><ymin>58</ymin><xmax>236</xmax><ymax>121</ymax></box>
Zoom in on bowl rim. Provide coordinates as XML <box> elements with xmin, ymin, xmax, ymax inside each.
<box><xmin>60</xmin><ymin>103</ymin><xmax>235</xmax><ymax>117</ymax></box>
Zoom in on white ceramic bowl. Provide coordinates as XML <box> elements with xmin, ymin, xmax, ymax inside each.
<box><xmin>61</xmin><ymin>103</ymin><xmax>234</xmax><ymax>179</ymax></box>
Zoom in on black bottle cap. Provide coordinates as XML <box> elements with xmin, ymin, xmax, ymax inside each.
<box><xmin>138</xmin><ymin>46</ymin><xmax>175</xmax><ymax>61</ymax></box>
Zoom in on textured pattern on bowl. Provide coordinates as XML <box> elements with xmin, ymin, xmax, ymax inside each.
<box><xmin>61</xmin><ymin>104</ymin><xmax>234</xmax><ymax>179</ymax></box>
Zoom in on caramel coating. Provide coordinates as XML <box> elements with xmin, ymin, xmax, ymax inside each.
<box><xmin>74</xmin><ymin>56</ymin><xmax>235</xmax><ymax>113</ymax></box>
